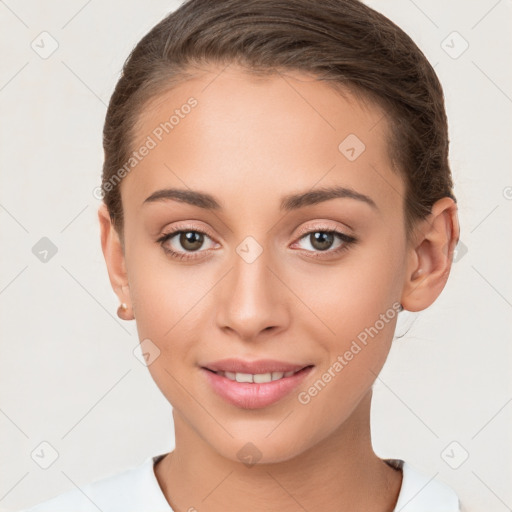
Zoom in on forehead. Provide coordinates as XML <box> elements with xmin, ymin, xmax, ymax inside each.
<box><xmin>122</xmin><ymin>65</ymin><xmax>404</xmax><ymax>218</ymax></box>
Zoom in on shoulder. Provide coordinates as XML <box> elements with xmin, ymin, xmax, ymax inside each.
<box><xmin>392</xmin><ymin>459</ymin><xmax>460</xmax><ymax>512</ymax></box>
<box><xmin>18</xmin><ymin>454</ymin><xmax>172</xmax><ymax>512</ymax></box>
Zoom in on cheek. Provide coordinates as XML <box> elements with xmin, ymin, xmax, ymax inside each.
<box><xmin>289</xmin><ymin>245</ymin><xmax>402</xmax><ymax>342</ymax></box>
<box><xmin>288</xmin><ymin>240</ymin><xmax>402</xmax><ymax>400</ymax></box>
<box><xmin>125</xmin><ymin>259</ymin><xmax>209</xmax><ymax>396</ymax></box>
<box><xmin>126</xmin><ymin>236</ymin><xmax>211</xmax><ymax>334</ymax></box>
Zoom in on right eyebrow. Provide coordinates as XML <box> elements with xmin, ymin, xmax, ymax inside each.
<box><xmin>143</xmin><ymin>188</ymin><xmax>221</xmax><ymax>210</ymax></box>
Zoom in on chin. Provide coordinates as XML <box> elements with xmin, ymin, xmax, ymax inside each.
<box><xmin>203</xmin><ymin>425</ymin><xmax>319</xmax><ymax>468</ymax></box>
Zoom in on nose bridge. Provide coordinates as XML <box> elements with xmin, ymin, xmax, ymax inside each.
<box><xmin>216</xmin><ymin>234</ymin><xmax>289</xmax><ymax>339</ymax></box>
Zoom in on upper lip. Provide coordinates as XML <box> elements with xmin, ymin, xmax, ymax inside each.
<box><xmin>202</xmin><ymin>358</ymin><xmax>311</xmax><ymax>374</ymax></box>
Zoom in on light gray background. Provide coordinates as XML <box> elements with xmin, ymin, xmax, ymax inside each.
<box><xmin>1</xmin><ymin>1</ymin><xmax>511</xmax><ymax>511</ymax></box>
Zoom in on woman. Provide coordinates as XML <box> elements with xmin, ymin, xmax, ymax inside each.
<box><xmin>21</xmin><ymin>0</ymin><xmax>461</xmax><ymax>510</ymax></box>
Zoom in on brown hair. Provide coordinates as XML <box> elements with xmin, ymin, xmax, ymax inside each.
<box><xmin>101</xmin><ymin>0</ymin><xmax>456</xmax><ymax>243</ymax></box>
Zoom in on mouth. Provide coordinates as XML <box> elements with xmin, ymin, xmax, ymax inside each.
<box><xmin>203</xmin><ymin>367</ymin><xmax>310</xmax><ymax>383</ymax></box>
<box><xmin>200</xmin><ymin>359</ymin><xmax>314</xmax><ymax>409</ymax></box>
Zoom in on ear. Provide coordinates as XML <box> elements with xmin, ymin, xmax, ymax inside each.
<box><xmin>98</xmin><ymin>203</ymin><xmax>133</xmax><ymax>318</ymax></box>
<box><xmin>401</xmin><ymin>197</ymin><xmax>460</xmax><ymax>312</ymax></box>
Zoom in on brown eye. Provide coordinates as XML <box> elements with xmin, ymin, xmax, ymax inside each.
<box><xmin>156</xmin><ymin>227</ymin><xmax>217</xmax><ymax>261</ymax></box>
<box><xmin>293</xmin><ymin>228</ymin><xmax>357</xmax><ymax>259</ymax></box>
<box><xmin>308</xmin><ymin>231</ymin><xmax>335</xmax><ymax>251</ymax></box>
<box><xmin>178</xmin><ymin>231</ymin><xmax>205</xmax><ymax>251</ymax></box>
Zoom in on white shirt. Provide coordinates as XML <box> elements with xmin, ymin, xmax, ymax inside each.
<box><xmin>20</xmin><ymin>454</ymin><xmax>460</xmax><ymax>511</ymax></box>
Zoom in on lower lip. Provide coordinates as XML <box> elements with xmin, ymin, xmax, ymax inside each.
<box><xmin>201</xmin><ymin>366</ymin><xmax>313</xmax><ymax>409</ymax></box>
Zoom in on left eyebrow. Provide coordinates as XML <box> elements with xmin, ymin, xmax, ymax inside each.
<box><xmin>280</xmin><ymin>185</ymin><xmax>378</xmax><ymax>212</ymax></box>
<box><xmin>142</xmin><ymin>185</ymin><xmax>378</xmax><ymax>212</ymax></box>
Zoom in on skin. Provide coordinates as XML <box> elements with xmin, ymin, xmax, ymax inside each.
<box><xmin>98</xmin><ymin>64</ymin><xmax>459</xmax><ymax>511</ymax></box>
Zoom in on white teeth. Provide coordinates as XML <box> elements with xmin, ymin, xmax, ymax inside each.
<box><xmin>253</xmin><ymin>373</ymin><xmax>272</xmax><ymax>383</ymax></box>
<box><xmin>235</xmin><ymin>372</ymin><xmax>253</xmax><ymax>383</ymax></box>
<box><xmin>218</xmin><ymin>370</ymin><xmax>300</xmax><ymax>383</ymax></box>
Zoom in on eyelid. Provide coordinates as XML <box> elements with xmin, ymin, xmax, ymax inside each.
<box><xmin>158</xmin><ymin>221</ymin><xmax>218</xmax><ymax>242</ymax></box>
<box><xmin>293</xmin><ymin>221</ymin><xmax>353</xmax><ymax>239</ymax></box>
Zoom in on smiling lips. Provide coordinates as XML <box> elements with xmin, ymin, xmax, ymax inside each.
<box><xmin>201</xmin><ymin>358</ymin><xmax>314</xmax><ymax>409</ymax></box>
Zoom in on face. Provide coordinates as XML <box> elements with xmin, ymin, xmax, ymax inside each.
<box><xmin>112</xmin><ymin>65</ymin><xmax>411</xmax><ymax>463</ymax></box>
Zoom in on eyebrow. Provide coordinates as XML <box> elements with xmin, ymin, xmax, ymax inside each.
<box><xmin>143</xmin><ymin>185</ymin><xmax>378</xmax><ymax>211</ymax></box>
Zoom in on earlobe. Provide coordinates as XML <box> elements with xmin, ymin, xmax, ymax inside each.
<box><xmin>98</xmin><ymin>204</ymin><xmax>134</xmax><ymax>319</ymax></box>
<box><xmin>400</xmin><ymin>197</ymin><xmax>460</xmax><ymax>312</ymax></box>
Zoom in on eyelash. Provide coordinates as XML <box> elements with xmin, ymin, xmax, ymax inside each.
<box><xmin>156</xmin><ymin>225</ymin><xmax>357</xmax><ymax>261</ymax></box>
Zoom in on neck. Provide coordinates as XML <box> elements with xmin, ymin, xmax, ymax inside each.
<box><xmin>155</xmin><ymin>390</ymin><xmax>402</xmax><ymax>512</ymax></box>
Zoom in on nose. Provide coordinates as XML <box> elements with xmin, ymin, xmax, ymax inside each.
<box><xmin>215</xmin><ymin>244</ymin><xmax>290</xmax><ymax>342</ymax></box>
